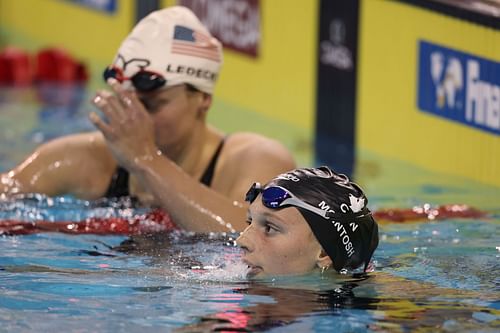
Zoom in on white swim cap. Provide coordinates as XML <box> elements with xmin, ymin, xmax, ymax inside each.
<box><xmin>110</xmin><ymin>6</ymin><xmax>223</xmax><ymax>94</ymax></box>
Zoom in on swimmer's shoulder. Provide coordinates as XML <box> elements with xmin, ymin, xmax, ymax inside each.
<box><xmin>224</xmin><ymin>132</ymin><xmax>295</xmax><ymax>166</ymax></box>
<box><xmin>39</xmin><ymin>131</ymin><xmax>114</xmax><ymax>164</ymax></box>
<box><xmin>211</xmin><ymin>132</ymin><xmax>296</xmax><ymax>194</ymax></box>
<box><xmin>37</xmin><ymin>131</ymin><xmax>118</xmax><ymax>198</ymax></box>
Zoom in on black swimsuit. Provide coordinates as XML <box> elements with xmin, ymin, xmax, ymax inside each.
<box><xmin>105</xmin><ymin>138</ymin><xmax>226</xmax><ymax>198</ymax></box>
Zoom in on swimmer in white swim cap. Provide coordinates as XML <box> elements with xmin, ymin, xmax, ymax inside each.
<box><xmin>0</xmin><ymin>6</ymin><xmax>295</xmax><ymax>236</ymax></box>
<box><xmin>103</xmin><ymin>6</ymin><xmax>222</xmax><ymax>94</ymax></box>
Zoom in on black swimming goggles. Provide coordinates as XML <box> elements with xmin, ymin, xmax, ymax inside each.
<box><xmin>245</xmin><ymin>183</ymin><xmax>331</xmax><ymax>219</ymax></box>
<box><xmin>103</xmin><ymin>66</ymin><xmax>166</xmax><ymax>92</ymax></box>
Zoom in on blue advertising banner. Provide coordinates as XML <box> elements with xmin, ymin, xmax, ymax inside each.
<box><xmin>64</xmin><ymin>0</ymin><xmax>117</xmax><ymax>14</ymax></box>
<box><xmin>418</xmin><ymin>40</ymin><xmax>500</xmax><ymax>136</ymax></box>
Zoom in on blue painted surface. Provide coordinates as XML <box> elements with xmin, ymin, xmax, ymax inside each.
<box><xmin>64</xmin><ymin>0</ymin><xmax>117</xmax><ymax>14</ymax></box>
<box><xmin>418</xmin><ymin>40</ymin><xmax>500</xmax><ymax>136</ymax></box>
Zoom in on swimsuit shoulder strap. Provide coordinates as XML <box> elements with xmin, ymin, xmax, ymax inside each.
<box><xmin>104</xmin><ymin>166</ymin><xmax>130</xmax><ymax>198</ymax></box>
<box><xmin>105</xmin><ymin>136</ymin><xmax>228</xmax><ymax>198</ymax></box>
<box><xmin>199</xmin><ymin>136</ymin><xmax>227</xmax><ymax>187</ymax></box>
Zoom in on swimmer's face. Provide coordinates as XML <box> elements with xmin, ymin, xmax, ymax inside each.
<box><xmin>237</xmin><ymin>195</ymin><xmax>330</xmax><ymax>279</ymax></box>
<box><xmin>136</xmin><ymin>84</ymin><xmax>211</xmax><ymax>154</ymax></box>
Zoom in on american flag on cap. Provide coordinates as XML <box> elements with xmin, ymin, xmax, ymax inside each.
<box><xmin>172</xmin><ymin>25</ymin><xmax>221</xmax><ymax>62</ymax></box>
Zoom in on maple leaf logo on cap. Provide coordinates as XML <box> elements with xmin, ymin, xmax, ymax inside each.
<box><xmin>348</xmin><ymin>194</ymin><xmax>365</xmax><ymax>213</ymax></box>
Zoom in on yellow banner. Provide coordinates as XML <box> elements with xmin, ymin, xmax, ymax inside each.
<box><xmin>357</xmin><ymin>0</ymin><xmax>500</xmax><ymax>186</ymax></box>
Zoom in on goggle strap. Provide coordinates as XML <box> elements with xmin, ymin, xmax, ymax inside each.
<box><xmin>280</xmin><ymin>197</ymin><xmax>330</xmax><ymax>219</ymax></box>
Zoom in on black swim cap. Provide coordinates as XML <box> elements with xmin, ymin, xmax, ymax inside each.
<box><xmin>263</xmin><ymin>166</ymin><xmax>379</xmax><ymax>272</ymax></box>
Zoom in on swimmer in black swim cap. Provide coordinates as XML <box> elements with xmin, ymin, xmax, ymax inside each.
<box><xmin>237</xmin><ymin>166</ymin><xmax>379</xmax><ymax>278</ymax></box>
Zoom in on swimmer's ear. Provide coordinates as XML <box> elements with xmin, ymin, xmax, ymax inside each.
<box><xmin>316</xmin><ymin>249</ymin><xmax>333</xmax><ymax>270</ymax></box>
<box><xmin>198</xmin><ymin>93</ymin><xmax>212</xmax><ymax>115</ymax></box>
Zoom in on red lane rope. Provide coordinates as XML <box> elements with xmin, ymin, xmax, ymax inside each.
<box><xmin>372</xmin><ymin>204</ymin><xmax>487</xmax><ymax>223</ymax></box>
<box><xmin>0</xmin><ymin>204</ymin><xmax>488</xmax><ymax>236</ymax></box>
<box><xmin>0</xmin><ymin>209</ymin><xmax>177</xmax><ymax>236</ymax></box>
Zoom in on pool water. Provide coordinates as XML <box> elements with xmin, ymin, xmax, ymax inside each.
<box><xmin>0</xmin><ymin>86</ymin><xmax>499</xmax><ymax>332</ymax></box>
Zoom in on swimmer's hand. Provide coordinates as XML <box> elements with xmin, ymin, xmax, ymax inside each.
<box><xmin>90</xmin><ymin>78</ymin><xmax>160</xmax><ymax>171</ymax></box>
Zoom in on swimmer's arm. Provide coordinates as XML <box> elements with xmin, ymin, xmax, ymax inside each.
<box><xmin>127</xmin><ymin>138</ymin><xmax>294</xmax><ymax>233</ymax></box>
<box><xmin>89</xmin><ymin>84</ymin><xmax>245</xmax><ymax>232</ymax></box>
<box><xmin>0</xmin><ymin>133</ymin><xmax>115</xmax><ymax>199</ymax></box>
<box><xmin>0</xmin><ymin>141</ymin><xmax>70</xmax><ymax>196</ymax></box>
<box><xmin>90</xmin><ymin>79</ymin><xmax>295</xmax><ymax>232</ymax></box>
<box><xmin>127</xmin><ymin>155</ymin><xmax>249</xmax><ymax>232</ymax></box>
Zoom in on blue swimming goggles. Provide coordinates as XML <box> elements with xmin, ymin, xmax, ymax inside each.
<box><xmin>245</xmin><ymin>182</ymin><xmax>332</xmax><ymax>219</ymax></box>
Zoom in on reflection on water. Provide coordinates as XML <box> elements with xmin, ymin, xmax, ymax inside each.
<box><xmin>176</xmin><ymin>274</ymin><xmax>499</xmax><ymax>333</ymax></box>
<box><xmin>0</xmin><ymin>196</ymin><xmax>498</xmax><ymax>332</ymax></box>
<box><xmin>2</xmin><ymin>233</ymin><xmax>498</xmax><ymax>333</ymax></box>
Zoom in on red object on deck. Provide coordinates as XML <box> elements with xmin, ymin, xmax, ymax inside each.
<box><xmin>0</xmin><ymin>46</ymin><xmax>89</xmax><ymax>85</ymax></box>
<box><xmin>34</xmin><ymin>48</ymin><xmax>88</xmax><ymax>83</ymax></box>
<box><xmin>0</xmin><ymin>46</ymin><xmax>32</xmax><ymax>86</ymax></box>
